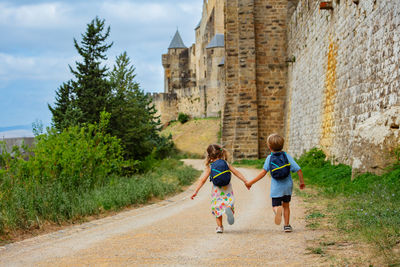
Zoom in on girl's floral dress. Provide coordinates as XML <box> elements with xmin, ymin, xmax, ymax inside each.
<box><xmin>211</xmin><ymin>183</ymin><xmax>235</xmax><ymax>217</ymax></box>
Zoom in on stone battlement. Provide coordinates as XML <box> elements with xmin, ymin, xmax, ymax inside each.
<box><xmin>156</xmin><ymin>0</ymin><xmax>400</xmax><ymax>174</ymax></box>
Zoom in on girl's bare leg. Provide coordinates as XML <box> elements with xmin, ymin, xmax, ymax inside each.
<box><xmin>282</xmin><ymin>202</ymin><xmax>290</xmax><ymax>225</ymax></box>
<box><xmin>216</xmin><ymin>216</ymin><xmax>223</xmax><ymax>227</ymax></box>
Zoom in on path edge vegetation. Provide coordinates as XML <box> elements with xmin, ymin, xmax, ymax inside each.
<box><xmin>0</xmin><ymin>16</ymin><xmax>203</xmax><ymax>245</ymax></box>
<box><xmin>0</xmin><ymin>114</ymin><xmax>201</xmax><ymax>245</ymax></box>
<box><xmin>235</xmin><ymin>147</ymin><xmax>400</xmax><ymax>266</ymax></box>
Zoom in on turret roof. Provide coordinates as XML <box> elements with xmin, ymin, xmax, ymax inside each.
<box><xmin>206</xmin><ymin>34</ymin><xmax>224</xmax><ymax>49</ymax></box>
<box><xmin>168</xmin><ymin>30</ymin><xmax>187</xmax><ymax>49</ymax></box>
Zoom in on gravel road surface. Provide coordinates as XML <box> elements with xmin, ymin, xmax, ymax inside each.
<box><xmin>0</xmin><ymin>159</ymin><xmax>322</xmax><ymax>266</ymax></box>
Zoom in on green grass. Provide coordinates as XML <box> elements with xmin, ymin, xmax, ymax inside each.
<box><xmin>233</xmin><ymin>158</ymin><xmax>265</xmax><ymax>168</ymax></box>
<box><xmin>292</xmin><ymin>148</ymin><xmax>400</xmax><ymax>262</ymax></box>
<box><xmin>307</xmin><ymin>246</ymin><xmax>325</xmax><ymax>255</ymax></box>
<box><xmin>306</xmin><ymin>211</ymin><xmax>326</xmax><ymax>219</ymax></box>
<box><xmin>0</xmin><ymin>158</ymin><xmax>200</xmax><ymax>239</ymax></box>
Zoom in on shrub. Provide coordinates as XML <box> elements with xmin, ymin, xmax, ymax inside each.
<box><xmin>178</xmin><ymin>113</ymin><xmax>189</xmax><ymax>124</ymax></box>
<box><xmin>0</xmin><ymin>117</ymin><xmax>199</xmax><ymax>235</ymax></box>
<box><xmin>25</xmin><ymin>112</ymin><xmax>124</xmax><ymax>190</ymax></box>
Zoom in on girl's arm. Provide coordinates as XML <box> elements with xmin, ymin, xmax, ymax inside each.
<box><xmin>191</xmin><ymin>167</ymin><xmax>211</xmax><ymax>199</ymax></box>
<box><xmin>228</xmin><ymin>164</ymin><xmax>248</xmax><ymax>184</ymax></box>
<box><xmin>247</xmin><ymin>169</ymin><xmax>268</xmax><ymax>187</ymax></box>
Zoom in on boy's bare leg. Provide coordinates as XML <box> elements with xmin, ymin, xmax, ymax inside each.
<box><xmin>216</xmin><ymin>216</ymin><xmax>223</xmax><ymax>227</ymax></box>
<box><xmin>282</xmin><ymin>202</ymin><xmax>290</xmax><ymax>225</ymax></box>
<box><xmin>272</xmin><ymin>206</ymin><xmax>283</xmax><ymax>225</ymax></box>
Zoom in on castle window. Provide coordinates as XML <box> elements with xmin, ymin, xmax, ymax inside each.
<box><xmin>205</xmin><ymin>71</ymin><xmax>207</xmax><ymax>78</ymax></box>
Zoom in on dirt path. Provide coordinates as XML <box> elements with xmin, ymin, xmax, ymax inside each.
<box><xmin>0</xmin><ymin>160</ymin><xmax>323</xmax><ymax>266</ymax></box>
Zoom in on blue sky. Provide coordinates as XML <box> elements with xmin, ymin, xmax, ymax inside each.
<box><xmin>0</xmin><ymin>0</ymin><xmax>202</xmax><ymax>135</ymax></box>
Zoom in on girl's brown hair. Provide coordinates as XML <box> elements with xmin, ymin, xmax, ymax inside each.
<box><xmin>205</xmin><ymin>144</ymin><xmax>228</xmax><ymax>166</ymax></box>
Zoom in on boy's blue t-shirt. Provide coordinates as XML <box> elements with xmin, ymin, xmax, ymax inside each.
<box><xmin>263</xmin><ymin>152</ymin><xmax>301</xmax><ymax>198</ymax></box>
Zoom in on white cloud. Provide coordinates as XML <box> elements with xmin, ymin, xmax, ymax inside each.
<box><xmin>0</xmin><ymin>2</ymin><xmax>81</xmax><ymax>29</ymax></box>
<box><xmin>101</xmin><ymin>1</ymin><xmax>173</xmax><ymax>23</ymax></box>
<box><xmin>0</xmin><ymin>53</ymin><xmax>76</xmax><ymax>81</ymax></box>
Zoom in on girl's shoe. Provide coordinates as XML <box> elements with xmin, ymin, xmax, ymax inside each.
<box><xmin>284</xmin><ymin>225</ymin><xmax>293</xmax><ymax>232</ymax></box>
<box><xmin>274</xmin><ymin>206</ymin><xmax>283</xmax><ymax>225</ymax></box>
<box><xmin>225</xmin><ymin>207</ymin><xmax>234</xmax><ymax>225</ymax></box>
<box><xmin>216</xmin><ymin>226</ymin><xmax>224</xmax><ymax>233</ymax></box>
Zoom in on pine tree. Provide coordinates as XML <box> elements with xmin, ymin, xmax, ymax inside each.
<box><xmin>109</xmin><ymin>52</ymin><xmax>165</xmax><ymax>159</ymax></box>
<box><xmin>48</xmin><ymin>81</ymin><xmax>74</xmax><ymax>129</ymax></box>
<box><xmin>71</xmin><ymin>17</ymin><xmax>113</xmax><ymax>124</ymax></box>
<box><xmin>49</xmin><ymin>17</ymin><xmax>112</xmax><ymax>129</ymax></box>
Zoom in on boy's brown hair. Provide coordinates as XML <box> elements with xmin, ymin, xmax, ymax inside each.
<box><xmin>267</xmin><ymin>133</ymin><xmax>284</xmax><ymax>152</ymax></box>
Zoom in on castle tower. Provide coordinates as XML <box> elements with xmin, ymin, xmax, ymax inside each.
<box><xmin>162</xmin><ymin>30</ymin><xmax>190</xmax><ymax>94</ymax></box>
<box><xmin>205</xmin><ymin>33</ymin><xmax>225</xmax><ymax>117</ymax></box>
<box><xmin>222</xmin><ymin>0</ymin><xmax>289</xmax><ymax>159</ymax></box>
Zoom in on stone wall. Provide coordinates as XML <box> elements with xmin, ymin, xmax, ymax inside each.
<box><xmin>286</xmin><ymin>0</ymin><xmax>400</xmax><ymax>173</ymax></box>
<box><xmin>151</xmin><ymin>93</ymin><xmax>178</xmax><ymax>125</ymax></box>
<box><xmin>0</xmin><ymin>137</ymin><xmax>35</xmax><ymax>156</ymax></box>
<box><xmin>206</xmin><ymin>46</ymin><xmax>225</xmax><ymax>117</ymax></box>
<box><xmin>254</xmin><ymin>0</ymin><xmax>289</xmax><ymax>157</ymax></box>
<box><xmin>222</xmin><ymin>0</ymin><xmax>289</xmax><ymax>159</ymax></box>
<box><xmin>222</xmin><ymin>0</ymin><xmax>259</xmax><ymax>159</ymax></box>
<box><xmin>175</xmin><ymin>87</ymin><xmax>204</xmax><ymax>118</ymax></box>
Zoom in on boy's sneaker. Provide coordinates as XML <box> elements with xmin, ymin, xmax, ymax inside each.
<box><xmin>216</xmin><ymin>226</ymin><xmax>224</xmax><ymax>233</ymax></box>
<box><xmin>225</xmin><ymin>207</ymin><xmax>234</xmax><ymax>225</ymax></box>
<box><xmin>284</xmin><ymin>225</ymin><xmax>293</xmax><ymax>232</ymax></box>
<box><xmin>274</xmin><ymin>206</ymin><xmax>283</xmax><ymax>225</ymax></box>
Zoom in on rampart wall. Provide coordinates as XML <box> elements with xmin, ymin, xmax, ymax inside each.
<box><xmin>285</xmin><ymin>0</ymin><xmax>400</xmax><ymax>173</ymax></box>
<box><xmin>222</xmin><ymin>0</ymin><xmax>289</xmax><ymax>159</ymax></box>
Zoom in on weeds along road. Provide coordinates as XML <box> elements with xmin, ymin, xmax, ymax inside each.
<box><xmin>0</xmin><ymin>159</ymin><xmax>323</xmax><ymax>266</ymax></box>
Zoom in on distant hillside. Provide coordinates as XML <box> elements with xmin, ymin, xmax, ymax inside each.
<box><xmin>0</xmin><ymin>125</ymin><xmax>33</xmax><ymax>138</ymax></box>
<box><xmin>162</xmin><ymin>118</ymin><xmax>220</xmax><ymax>156</ymax></box>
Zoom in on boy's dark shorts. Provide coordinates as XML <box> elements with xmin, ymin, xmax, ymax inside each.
<box><xmin>272</xmin><ymin>195</ymin><xmax>291</xmax><ymax>207</ymax></box>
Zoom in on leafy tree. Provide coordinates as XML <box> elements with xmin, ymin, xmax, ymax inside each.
<box><xmin>49</xmin><ymin>17</ymin><xmax>113</xmax><ymax>129</ymax></box>
<box><xmin>108</xmin><ymin>52</ymin><xmax>169</xmax><ymax>159</ymax></box>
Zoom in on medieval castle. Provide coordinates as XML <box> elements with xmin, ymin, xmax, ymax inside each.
<box><xmin>152</xmin><ymin>0</ymin><xmax>400</xmax><ymax>174</ymax></box>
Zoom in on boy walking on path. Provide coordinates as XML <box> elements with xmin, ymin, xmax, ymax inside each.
<box><xmin>246</xmin><ymin>134</ymin><xmax>305</xmax><ymax>232</ymax></box>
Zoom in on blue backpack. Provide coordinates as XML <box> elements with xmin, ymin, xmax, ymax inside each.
<box><xmin>269</xmin><ymin>152</ymin><xmax>291</xmax><ymax>180</ymax></box>
<box><xmin>209</xmin><ymin>159</ymin><xmax>231</xmax><ymax>186</ymax></box>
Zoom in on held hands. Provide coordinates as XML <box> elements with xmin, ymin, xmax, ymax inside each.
<box><xmin>245</xmin><ymin>181</ymin><xmax>252</xmax><ymax>190</ymax></box>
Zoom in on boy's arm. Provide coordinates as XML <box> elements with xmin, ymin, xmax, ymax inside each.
<box><xmin>228</xmin><ymin>164</ymin><xmax>248</xmax><ymax>184</ymax></box>
<box><xmin>247</xmin><ymin>169</ymin><xmax>268</xmax><ymax>187</ymax></box>
<box><xmin>191</xmin><ymin>167</ymin><xmax>211</xmax><ymax>199</ymax></box>
<box><xmin>297</xmin><ymin>169</ymin><xmax>305</xmax><ymax>189</ymax></box>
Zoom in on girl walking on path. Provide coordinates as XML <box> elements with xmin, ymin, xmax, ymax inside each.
<box><xmin>191</xmin><ymin>144</ymin><xmax>248</xmax><ymax>233</ymax></box>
